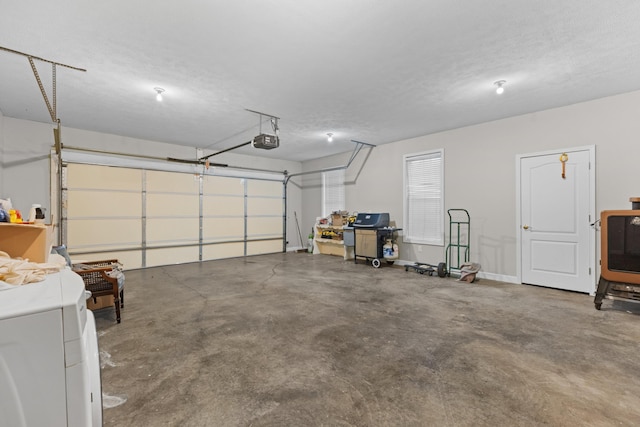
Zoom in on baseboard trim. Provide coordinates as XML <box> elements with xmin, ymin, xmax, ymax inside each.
<box><xmin>397</xmin><ymin>259</ymin><xmax>519</xmax><ymax>284</ymax></box>
<box><xmin>476</xmin><ymin>271</ymin><xmax>519</xmax><ymax>284</ymax></box>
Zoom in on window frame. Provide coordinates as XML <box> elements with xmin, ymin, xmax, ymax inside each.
<box><xmin>322</xmin><ymin>168</ymin><xmax>345</xmax><ymax>217</ymax></box>
<box><xmin>403</xmin><ymin>149</ymin><xmax>445</xmax><ymax>246</ymax></box>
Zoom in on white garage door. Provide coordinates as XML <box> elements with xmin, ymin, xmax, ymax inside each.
<box><xmin>202</xmin><ymin>175</ymin><xmax>245</xmax><ymax>261</ymax></box>
<box><xmin>145</xmin><ymin>170</ymin><xmax>200</xmax><ymax>267</ymax></box>
<box><xmin>65</xmin><ymin>163</ymin><xmax>143</xmax><ymax>268</ymax></box>
<box><xmin>64</xmin><ymin>163</ymin><xmax>284</xmax><ymax>269</ymax></box>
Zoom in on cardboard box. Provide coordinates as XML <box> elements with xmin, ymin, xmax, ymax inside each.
<box><xmin>331</xmin><ymin>214</ymin><xmax>344</xmax><ymax>226</ymax></box>
<box><xmin>87</xmin><ymin>294</ymin><xmax>115</xmax><ymax>311</ymax></box>
<box><xmin>0</xmin><ymin>223</ymin><xmax>54</xmax><ymax>263</ymax></box>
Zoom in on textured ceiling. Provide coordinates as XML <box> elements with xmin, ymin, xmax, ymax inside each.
<box><xmin>1</xmin><ymin>1</ymin><xmax>640</xmax><ymax>162</ymax></box>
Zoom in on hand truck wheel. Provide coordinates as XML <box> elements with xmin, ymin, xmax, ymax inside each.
<box><xmin>437</xmin><ymin>262</ymin><xmax>447</xmax><ymax>278</ymax></box>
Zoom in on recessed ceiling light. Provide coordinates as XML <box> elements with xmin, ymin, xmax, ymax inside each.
<box><xmin>154</xmin><ymin>87</ymin><xmax>165</xmax><ymax>102</ymax></box>
<box><xmin>494</xmin><ymin>80</ymin><xmax>506</xmax><ymax>95</ymax></box>
<box><xmin>327</xmin><ymin>133</ymin><xmax>334</xmax><ymax>142</ymax></box>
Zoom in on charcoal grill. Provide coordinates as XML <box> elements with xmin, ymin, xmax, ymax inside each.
<box><xmin>352</xmin><ymin>213</ymin><xmax>401</xmax><ymax>268</ymax></box>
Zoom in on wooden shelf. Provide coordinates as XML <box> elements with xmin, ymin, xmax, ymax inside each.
<box><xmin>316</xmin><ymin>224</ymin><xmax>345</xmax><ymax>229</ymax></box>
<box><xmin>314</xmin><ymin>223</ymin><xmax>348</xmax><ymax>258</ymax></box>
<box><xmin>315</xmin><ymin>238</ymin><xmax>344</xmax><ymax>244</ymax></box>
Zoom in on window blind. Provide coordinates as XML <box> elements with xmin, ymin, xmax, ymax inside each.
<box><xmin>403</xmin><ymin>150</ymin><xmax>444</xmax><ymax>245</ymax></box>
<box><xmin>322</xmin><ymin>169</ymin><xmax>345</xmax><ymax>217</ymax></box>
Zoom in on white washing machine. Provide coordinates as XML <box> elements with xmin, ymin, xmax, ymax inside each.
<box><xmin>0</xmin><ymin>268</ymin><xmax>102</xmax><ymax>426</ymax></box>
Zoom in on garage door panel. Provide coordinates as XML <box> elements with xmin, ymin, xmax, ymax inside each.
<box><xmin>146</xmin><ymin>170</ymin><xmax>200</xmax><ymax>193</ymax></box>
<box><xmin>247</xmin><ymin>198</ymin><xmax>282</xmax><ymax>215</ymax></box>
<box><xmin>202</xmin><ymin>242</ymin><xmax>244</xmax><ymax>260</ymax></box>
<box><xmin>147</xmin><ymin>194</ymin><xmax>199</xmax><ymax>216</ymax></box>
<box><xmin>203</xmin><ymin>218</ymin><xmax>244</xmax><ymax>240</ymax></box>
<box><xmin>247</xmin><ymin>180</ymin><xmax>282</xmax><ymax>197</ymax></box>
<box><xmin>247</xmin><ymin>217</ymin><xmax>282</xmax><ymax>237</ymax></box>
<box><xmin>247</xmin><ymin>240</ymin><xmax>282</xmax><ymax>255</ymax></box>
<box><xmin>147</xmin><ymin>218</ymin><xmax>199</xmax><ymax>242</ymax></box>
<box><xmin>202</xmin><ymin>196</ymin><xmax>244</xmax><ymax>216</ymax></box>
<box><xmin>67</xmin><ymin>164</ymin><xmax>141</xmax><ymax>191</ymax></box>
<box><xmin>203</xmin><ymin>176</ymin><xmax>244</xmax><ymax>195</ymax></box>
<box><xmin>67</xmin><ymin>191</ymin><xmax>141</xmax><ymax>217</ymax></box>
<box><xmin>77</xmin><ymin>251</ymin><xmax>142</xmax><ymax>270</ymax></box>
<box><xmin>67</xmin><ymin>219</ymin><xmax>141</xmax><ymax>247</ymax></box>
<box><xmin>146</xmin><ymin>246</ymin><xmax>199</xmax><ymax>267</ymax></box>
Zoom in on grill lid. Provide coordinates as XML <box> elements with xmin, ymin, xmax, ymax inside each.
<box><xmin>353</xmin><ymin>213</ymin><xmax>389</xmax><ymax>228</ymax></box>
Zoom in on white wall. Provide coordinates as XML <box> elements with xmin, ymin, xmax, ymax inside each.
<box><xmin>301</xmin><ymin>90</ymin><xmax>640</xmax><ymax>281</ymax></box>
<box><xmin>0</xmin><ymin>117</ymin><xmax>53</xmax><ymax>215</ymax></box>
<box><xmin>0</xmin><ymin>117</ymin><xmax>303</xmax><ymax>251</ymax></box>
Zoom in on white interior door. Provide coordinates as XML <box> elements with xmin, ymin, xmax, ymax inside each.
<box><xmin>519</xmin><ymin>148</ymin><xmax>595</xmax><ymax>293</ymax></box>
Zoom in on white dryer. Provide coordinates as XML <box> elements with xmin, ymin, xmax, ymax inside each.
<box><xmin>0</xmin><ymin>268</ymin><xmax>102</xmax><ymax>426</ymax></box>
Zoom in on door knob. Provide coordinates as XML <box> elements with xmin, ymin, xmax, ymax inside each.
<box><xmin>523</xmin><ymin>225</ymin><xmax>529</xmax><ymax>230</ymax></box>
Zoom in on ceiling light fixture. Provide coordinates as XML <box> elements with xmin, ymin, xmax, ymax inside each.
<box><xmin>154</xmin><ymin>87</ymin><xmax>165</xmax><ymax>102</ymax></box>
<box><xmin>494</xmin><ymin>80</ymin><xmax>506</xmax><ymax>95</ymax></box>
<box><xmin>327</xmin><ymin>133</ymin><xmax>334</xmax><ymax>142</ymax></box>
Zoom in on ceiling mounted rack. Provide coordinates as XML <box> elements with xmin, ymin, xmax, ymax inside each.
<box><xmin>0</xmin><ymin>46</ymin><xmax>86</xmax><ymax>124</ymax></box>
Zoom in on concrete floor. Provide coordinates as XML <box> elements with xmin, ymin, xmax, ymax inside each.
<box><xmin>95</xmin><ymin>252</ymin><xmax>640</xmax><ymax>426</ymax></box>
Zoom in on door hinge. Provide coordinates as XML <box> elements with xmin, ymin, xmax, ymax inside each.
<box><xmin>589</xmin><ymin>267</ymin><xmax>592</xmax><ymax>275</ymax></box>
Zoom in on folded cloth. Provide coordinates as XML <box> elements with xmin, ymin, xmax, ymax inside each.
<box><xmin>459</xmin><ymin>262</ymin><xmax>481</xmax><ymax>283</ymax></box>
<box><xmin>106</xmin><ymin>267</ymin><xmax>125</xmax><ymax>291</ymax></box>
<box><xmin>0</xmin><ymin>251</ymin><xmax>66</xmax><ymax>286</ymax></box>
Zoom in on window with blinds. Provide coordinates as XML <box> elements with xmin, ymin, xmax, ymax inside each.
<box><xmin>403</xmin><ymin>149</ymin><xmax>444</xmax><ymax>245</ymax></box>
<box><xmin>322</xmin><ymin>169</ymin><xmax>345</xmax><ymax>217</ymax></box>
